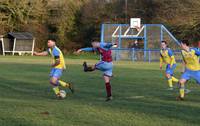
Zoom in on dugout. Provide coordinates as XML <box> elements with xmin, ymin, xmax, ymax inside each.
<box><xmin>0</xmin><ymin>32</ymin><xmax>35</xmax><ymax>56</ymax></box>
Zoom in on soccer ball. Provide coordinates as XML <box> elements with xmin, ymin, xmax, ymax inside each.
<box><xmin>59</xmin><ymin>90</ymin><xmax>66</xmax><ymax>98</ymax></box>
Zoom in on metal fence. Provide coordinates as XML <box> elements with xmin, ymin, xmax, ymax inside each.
<box><xmin>111</xmin><ymin>48</ymin><xmax>182</xmax><ymax>62</ymax></box>
<box><xmin>101</xmin><ymin>24</ymin><xmax>181</xmax><ymax>62</ymax></box>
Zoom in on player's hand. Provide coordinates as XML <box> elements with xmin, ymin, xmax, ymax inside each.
<box><xmin>33</xmin><ymin>51</ymin><xmax>38</xmax><ymax>56</ymax></box>
<box><xmin>76</xmin><ymin>49</ymin><xmax>82</xmax><ymax>54</ymax></box>
<box><xmin>160</xmin><ymin>65</ymin><xmax>162</xmax><ymax>70</ymax></box>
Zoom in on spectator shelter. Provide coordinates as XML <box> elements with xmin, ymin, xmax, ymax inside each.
<box><xmin>0</xmin><ymin>32</ymin><xmax>35</xmax><ymax>55</ymax></box>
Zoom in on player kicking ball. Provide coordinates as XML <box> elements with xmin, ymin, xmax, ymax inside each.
<box><xmin>160</xmin><ymin>41</ymin><xmax>179</xmax><ymax>90</ymax></box>
<box><xmin>34</xmin><ymin>38</ymin><xmax>74</xmax><ymax>99</ymax></box>
<box><xmin>177</xmin><ymin>40</ymin><xmax>200</xmax><ymax>101</ymax></box>
<box><xmin>76</xmin><ymin>41</ymin><xmax>116</xmax><ymax>101</ymax></box>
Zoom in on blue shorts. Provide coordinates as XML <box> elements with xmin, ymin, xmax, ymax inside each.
<box><xmin>181</xmin><ymin>69</ymin><xmax>200</xmax><ymax>84</ymax></box>
<box><xmin>166</xmin><ymin>64</ymin><xmax>176</xmax><ymax>75</ymax></box>
<box><xmin>95</xmin><ymin>61</ymin><xmax>113</xmax><ymax>77</ymax></box>
<box><xmin>49</xmin><ymin>68</ymin><xmax>63</xmax><ymax>78</ymax></box>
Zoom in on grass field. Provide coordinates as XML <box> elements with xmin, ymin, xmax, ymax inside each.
<box><xmin>0</xmin><ymin>56</ymin><xmax>200</xmax><ymax>126</ymax></box>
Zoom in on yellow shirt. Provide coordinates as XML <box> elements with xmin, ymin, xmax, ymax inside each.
<box><xmin>160</xmin><ymin>48</ymin><xmax>176</xmax><ymax>66</ymax></box>
<box><xmin>48</xmin><ymin>46</ymin><xmax>66</xmax><ymax>69</ymax></box>
<box><xmin>181</xmin><ymin>48</ymin><xmax>200</xmax><ymax>71</ymax></box>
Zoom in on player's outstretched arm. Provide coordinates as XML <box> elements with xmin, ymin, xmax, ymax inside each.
<box><xmin>76</xmin><ymin>48</ymin><xmax>96</xmax><ymax>54</ymax></box>
<box><xmin>34</xmin><ymin>51</ymin><xmax>48</xmax><ymax>56</ymax></box>
<box><xmin>100</xmin><ymin>42</ymin><xmax>117</xmax><ymax>49</ymax></box>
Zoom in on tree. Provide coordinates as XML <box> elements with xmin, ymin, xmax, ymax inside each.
<box><xmin>0</xmin><ymin>0</ymin><xmax>48</xmax><ymax>50</ymax></box>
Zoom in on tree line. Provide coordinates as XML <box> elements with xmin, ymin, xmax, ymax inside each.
<box><xmin>0</xmin><ymin>0</ymin><xmax>199</xmax><ymax>52</ymax></box>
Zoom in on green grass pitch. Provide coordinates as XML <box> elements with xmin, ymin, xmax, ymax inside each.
<box><xmin>0</xmin><ymin>56</ymin><xmax>200</xmax><ymax>126</ymax></box>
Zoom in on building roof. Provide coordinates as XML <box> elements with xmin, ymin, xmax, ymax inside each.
<box><xmin>8</xmin><ymin>32</ymin><xmax>33</xmax><ymax>40</ymax></box>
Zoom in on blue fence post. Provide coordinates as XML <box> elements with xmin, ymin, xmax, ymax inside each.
<box><xmin>100</xmin><ymin>24</ymin><xmax>104</xmax><ymax>43</ymax></box>
<box><xmin>117</xmin><ymin>24</ymin><xmax>122</xmax><ymax>60</ymax></box>
<box><xmin>100</xmin><ymin>24</ymin><xmax>105</xmax><ymax>60</ymax></box>
<box><xmin>131</xmin><ymin>48</ymin><xmax>135</xmax><ymax>62</ymax></box>
<box><xmin>160</xmin><ymin>25</ymin><xmax>163</xmax><ymax>42</ymax></box>
<box><xmin>114</xmin><ymin>49</ymin><xmax>117</xmax><ymax>61</ymax></box>
<box><xmin>148</xmin><ymin>50</ymin><xmax>151</xmax><ymax>63</ymax></box>
<box><xmin>144</xmin><ymin>24</ymin><xmax>147</xmax><ymax>62</ymax></box>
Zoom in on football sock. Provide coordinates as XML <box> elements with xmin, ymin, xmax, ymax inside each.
<box><xmin>167</xmin><ymin>78</ymin><xmax>173</xmax><ymax>88</ymax></box>
<box><xmin>59</xmin><ymin>80</ymin><xmax>70</xmax><ymax>88</ymax></box>
<box><xmin>105</xmin><ymin>82</ymin><xmax>112</xmax><ymax>97</ymax></box>
<box><xmin>53</xmin><ymin>86</ymin><xmax>60</xmax><ymax>95</ymax></box>
<box><xmin>180</xmin><ymin>85</ymin><xmax>185</xmax><ymax>98</ymax></box>
<box><xmin>172</xmin><ymin>76</ymin><xmax>179</xmax><ymax>83</ymax></box>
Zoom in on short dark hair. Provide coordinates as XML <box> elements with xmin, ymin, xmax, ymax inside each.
<box><xmin>48</xmin><ymin>38</ymin><xmax>56</xmax><ymax>42</ymax></box>
<box><xmin>161</xmin><ymin>41</ymin><xmax>167</xmax><ymax>45</ymax></box>
<box><xmin>48</xmin><ymin>35</ymin><xmax>58</xmax><ymax>42</ymax></box>
<box><xmin>181</xmin><ymin>40</ymin><xmax>190</xmax><ymax>46</ymax></box>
